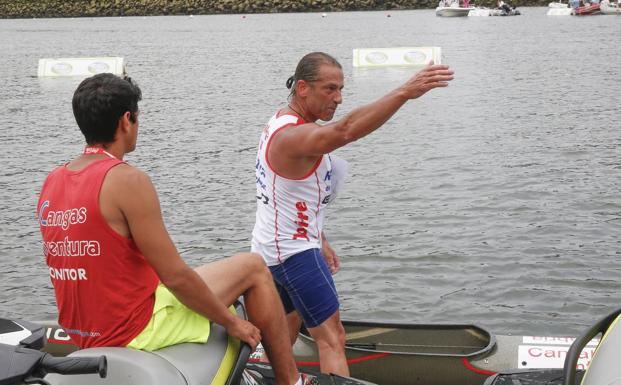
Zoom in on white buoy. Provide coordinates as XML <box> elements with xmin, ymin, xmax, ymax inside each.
<box><xmin>37</xmin><ymin>57</ymin><xmax>126</xmax><ymax>77</ymax></box>
<box><xmin>352</xmin><ymin>47</ymin><xmax>442</xmax><ymax>68</ymax></box>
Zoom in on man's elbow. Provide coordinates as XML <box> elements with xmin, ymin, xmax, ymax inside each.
<box><xmin>334</xmin><ymin>117</ymin><xmax>357</xmax><ymax>144</ymax></box>
<box><xmin>158</xmin><ymin>268</ymin><xmax>193</xmax><ymax>292</ymax></box>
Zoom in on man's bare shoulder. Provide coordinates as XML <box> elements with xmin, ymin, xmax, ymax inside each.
<box><xmin>105</xmin><ymin>163</ymin><xmax>154</xmax><ymax>192</ymax></box>
<box><xmin>274</xmin><ymin>121</ymin><xmax>321</xmax><ymax>144</ymax></box>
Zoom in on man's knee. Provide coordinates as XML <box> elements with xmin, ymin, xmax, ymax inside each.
<box><xmin>242</xmin><ymin>252</ymin><xmax>271</xmax><ymax>280</ymax></box>
<box><xmin>316</xmin><ymin>322</ymin><xmax>346</xmax><ymax>351</ymax></box>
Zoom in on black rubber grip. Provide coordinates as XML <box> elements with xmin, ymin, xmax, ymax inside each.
<box><xmin>41</xmin><ymin>354</ymin><xmax>107</xmax><ymax>378</ymax></box>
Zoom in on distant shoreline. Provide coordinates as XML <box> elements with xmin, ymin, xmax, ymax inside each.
<box><xmin>1</xmin><ymin>0</ymin><xmax>547</xmax><ymax>19</ymax></box>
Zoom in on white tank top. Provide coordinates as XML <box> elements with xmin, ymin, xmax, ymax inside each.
<box><xmin>251</xmin><ymin>110</ymin><xmax>333</xmax><ymax>266</ymax></box>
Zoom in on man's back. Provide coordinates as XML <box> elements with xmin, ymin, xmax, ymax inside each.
<box><xmin>38</xmin><ymin>156</ymin><xmax>158</xmax><ymax>348</ymax></box>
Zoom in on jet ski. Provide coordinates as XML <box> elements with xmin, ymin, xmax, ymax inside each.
<box><xmin>0</xmin><ymin>302</ymin><xmax>376</xmax><ymax>385</ymax></box>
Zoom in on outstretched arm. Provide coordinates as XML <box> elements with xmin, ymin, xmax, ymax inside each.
<box><xmin>277</xmin><ymin>63</ymin><xmax>454</xmax><ymax>157</ymax></box>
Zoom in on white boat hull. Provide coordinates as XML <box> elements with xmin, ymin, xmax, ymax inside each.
<box><xmin>600</xmin><ymin>1</ymin><xmax>621</xmax><ymax>13</ymax></box>
<box><xmin>547</xmin><ymin>6</ymin><xmax>573</xmax><ymax>14</ymax></box>
<box><xmin>436</xmin><ymin>6</ymin><xmax>474</xmax><ymax>16</ymax></box>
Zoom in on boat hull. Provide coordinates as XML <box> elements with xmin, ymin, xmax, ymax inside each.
<box><xmin>436</xmin><ymin>6</ymin><xmax>474</xmax><ymax>16</ymax></box>
<box><xmin>572</xmin><ymin>3</ymin><xmax>601</xmax><ymax>14</ymax></box>
<box><xmin>600</xmin><ymin>1</ymin><xmax>621</xmax><ymax>13</ymax></box>
<box><xmin>291</xmin><ymin>322</ymin><xmax>520</xmax><ymax>385</ymax></box>
<box><xmin>547</xmin><ymin>6</ymin><xmax>573</xmax><ymax>14</ymax></box>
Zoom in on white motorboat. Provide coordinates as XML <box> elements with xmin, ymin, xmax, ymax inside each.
<box><xmin>436</xmin><ymin>5</ymin><xmax>475</xmax><ymax>16</ymax></box>
<box><xmin>436</xmin><ymin>0</ymin><xmax>475</xmax><ymax>16</ymax></box>
<box><xmin>600</xmin><ymin>0</ymin><xmax>621</xmax><ymax>14</ymax></box>
<box><xmin>546</xmin><ymin>2</ymin><xmax>573</xmax><ymax>14</ymax></box>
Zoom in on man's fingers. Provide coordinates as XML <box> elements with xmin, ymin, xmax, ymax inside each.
<box><xmin>245</xmin><ymin>328</ymin><xmax>261</xmax><ymax>351</ymax></box>
<box><xmin>423</xmin><ymin>63</ymin><xmax>450</xmax><ymax>73</ymax></box>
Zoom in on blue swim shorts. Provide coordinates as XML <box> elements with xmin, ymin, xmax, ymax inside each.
<box><xmin>269</xmin><ymin>248</ymin><xmax>339</xmax><ymax>328</ymax></box>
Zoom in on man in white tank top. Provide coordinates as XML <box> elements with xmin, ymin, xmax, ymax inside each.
<box><xmin>252</xmin><ymin>52</ymin><xmax>454</xmax><ymax>376</ymax></box>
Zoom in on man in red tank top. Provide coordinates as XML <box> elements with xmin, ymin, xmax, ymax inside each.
<box><xmin>37</xmin><ymin>73</ymin><xmax>306</xmax><ymax>385</ymax></box>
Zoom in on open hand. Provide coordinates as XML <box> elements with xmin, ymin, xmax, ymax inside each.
<box><xmin>402</xmin><ymin>61</ymin><xmax>454</xmax><ymax>99</ymax></box>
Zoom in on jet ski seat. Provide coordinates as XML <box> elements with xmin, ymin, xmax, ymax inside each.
<box><xmin>45</xmin><ymin>321</ymin><xmax>240</xmax><ymax>385</ymax></box>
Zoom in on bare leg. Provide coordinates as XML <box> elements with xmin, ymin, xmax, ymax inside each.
<box><xmin>307</xmin><ymin>311</ymin><xmax>349</xmax><ymax>376</ymax></box>
<box><xmin>287</xmin><ymin>311</ymin><xmax>303</xmax><ymax>345</ymax></box>
<box><xmin>194</xmin><ymin>253</ymin><xmax>299</xmax><ymax>385</ymax></box>
<box><xmin>261</xmin><ymin>311</ymin><xmax>301</xmax><ymax>363</ymax></box>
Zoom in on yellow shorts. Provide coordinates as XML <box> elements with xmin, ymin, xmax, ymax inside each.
<box><xmin>127</xmin><ymin>285</ymin><xmax>211</xmax><ymax>351</ymax></box>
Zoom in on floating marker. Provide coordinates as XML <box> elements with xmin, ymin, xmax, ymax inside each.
<box><xmin>352</xmin><ymin>47</ymin><xmax>441</xmax><ymax>68</ymax></box>
<box><xmin>37</xmin><ymin>57</ymin><xmax>125</xmax><ymax>78</ymax></box>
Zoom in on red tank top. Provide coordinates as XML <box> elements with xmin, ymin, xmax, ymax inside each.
<box><xmin>37</xmin><ymin>158</ymin><xmax>159</xmax><ymax>348</ymax></box>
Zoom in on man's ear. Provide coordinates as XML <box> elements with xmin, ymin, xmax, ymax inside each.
<box><xmin>117</xmin><ymin>111</ymin><xmax>132</xmax><ymax>134</ymax></box>
<box><xmin>297</xmin><ymin>80</ymin><xmax>309</xmax><ymax>98</ymax></box>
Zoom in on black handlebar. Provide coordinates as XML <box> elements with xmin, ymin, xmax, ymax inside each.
<box><xmin>41</xmin><ymin>354</ymin><xmax>107</xmax><ymax>378</ymax></box>
<box><xmin>562</xmin><ymin>307</ymin><xmax>621</xmax><ymax>385</ymax></box>
<box><xmin>0</xmin><ymin>342</ymin><xmax>107</xmax><ymax>385</ymax></box>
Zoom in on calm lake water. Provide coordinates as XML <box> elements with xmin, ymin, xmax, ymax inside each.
<box><xmin>0</xmin><ymin>8</ymin><xmax>619</xmax><ymax>337</ymax></box>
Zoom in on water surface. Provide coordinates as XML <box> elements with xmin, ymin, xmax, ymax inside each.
<box><xmin>0</xmin><ymin>8</ymin><xmax>619</xmax><ymax>336</ymax></box>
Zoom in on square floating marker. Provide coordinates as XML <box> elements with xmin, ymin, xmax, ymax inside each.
<box><xmin>352</xmin><ymin>47</ymin><xmax>442</xmax><ymax>68</ymax></box>
<box><xmin>37</xmin><ymin>57</ymin><xmax>126</xmax><ymax>77</ymax></box>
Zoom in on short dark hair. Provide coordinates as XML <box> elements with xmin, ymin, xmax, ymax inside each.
<box><xmin>72</xmin><ymin>73</ymin><xmax>142</xmax><ymax>145</ymax></box>
<box><xmin>286</xmin><ymin>52</ymin><xmax>342</xmax><ymax>98</ymax></box>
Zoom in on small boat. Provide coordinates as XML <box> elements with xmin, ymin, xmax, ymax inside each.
<box><xmin>572</xmin><ymin>2</ymin><xmax>601</xmax><ymax>14</ymax></box>
<box><xmin>436</xmin><ymin>0</ymin><xmax>475</xmax><ymax>16</ymax></box>
<box><xmin>489</xmin><ymin>7</ymin><xmax>521</xmax><ymax>15</ymax></box>
<box><xmin>436</xmin><ymin>6</ymin><xmax>474</xmax><ymax>16</ymax></box>
<box><xmin>263</xmin><ymin>321</ymin><xmax>598</xmax><ymax>385</ymax></box>
<box><xmin>492</xmin><ymin>0</ymin><xmax>521</xmax><ymax>15</ymax></box>
<box><xmin>547</xmin><ymin>3</ymin><xmax>573</xmax><ymax>15</ymax></box>
<box><xmin>600</xmin><ymin>0</ymin><xmax>621</xmax><ymax>13</ymax></box>
<box><xmin>8</xmin><ymin>307</ymin><xmax>620</xmax><ymax>385</ymax></box>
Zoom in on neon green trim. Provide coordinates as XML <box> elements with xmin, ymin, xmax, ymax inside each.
<box><xmin>211</xmin><ymin>306</ymin><xmax>241</xmax><ymax>385</ymax></box>
<box><xmin>211</xmin><ymin>335</ymin><xmax>241</xmax><ymax>385</ymax></box>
